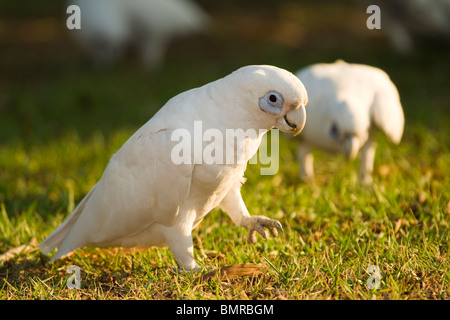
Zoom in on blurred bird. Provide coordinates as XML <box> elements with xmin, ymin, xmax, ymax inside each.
<box><xmin>367</xmin><ymin>0</ymin><xmax>450</xmax><ymax>55</ymax></box>
<box><xmin>40</xmin><ymin>65</ymin><xmax>308</xmax><ymax>271</ymax></box>
<box><xmin>295</xmin><ymin>60</ymin><xmax>404</xmax><ymax>184</ymax></box>
<box><xmin>69</xmin><ymin>0</ymin><xmax>210</xmax><ymax>69</ymax></box>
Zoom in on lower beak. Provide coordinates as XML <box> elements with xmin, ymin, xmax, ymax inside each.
<box><xmin>342</xmin><ymin>135</ymin><xmax>360</xmax><ymax>160</ymax></box>
<box><xmin>276</xmin><ymin>104</ymin><xmax>306</xmax><ymax>136</ymax></box>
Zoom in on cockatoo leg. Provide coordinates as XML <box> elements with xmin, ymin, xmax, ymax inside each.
<box><xmin>359</xmin><ymin>128</ymin><xmax>377</xmax><ymax>185</ymax></box>
<box><xmin>219</xmin><ymin>184</ymin><xmax>283</xmax><ymax>244</ymax></box>
<box><xmin>160</xmin><ymin>224</ymin><xmax>200</xmax><ymax>272</ymax></box>
<box><xmin>297</xmin><ymin>143</ymin><xmax>314</xmax><ymax>182</ymax></box>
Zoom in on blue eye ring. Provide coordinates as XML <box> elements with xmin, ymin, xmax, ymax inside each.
<box><xmin>259</xmin><ymin>91</ymin><xmax>284</xmax><ymax>115</ymax></box>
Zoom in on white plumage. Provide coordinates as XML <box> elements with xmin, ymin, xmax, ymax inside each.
<box><xmin>295</xmin><ymin>60</ymin><xmax>404</xmax><ymax>184</ymax></box>
<box><xmin>40</xmin><ymin>65</ymin><xmax>308</xmax><ymax>271</ymax></box>
<box><xmin>69</xmin><ymin>0</ymin><xmax>210</xmax><ymax>68</ymax></box>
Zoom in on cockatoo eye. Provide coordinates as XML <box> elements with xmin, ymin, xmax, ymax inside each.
<box><xmin>259</xmin><ymin>91</ymin><xmax>284</xmax><ymax>115</ymax></box>
<box><xmin>330</xmin><ymin>122</ymin><xmax>339</xmax><ymax>140</ymax></box>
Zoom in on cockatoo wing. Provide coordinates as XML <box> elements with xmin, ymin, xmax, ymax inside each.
<box><xmin>40</xmin><ymin>125</ymin><xmax>194</xmax><ymax>260</ymax></box>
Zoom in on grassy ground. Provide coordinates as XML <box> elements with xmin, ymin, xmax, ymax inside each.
<box><xmin>0</xmin><ymin>1</ymin><xmax>449</xmax><ymax>300</ymax></box>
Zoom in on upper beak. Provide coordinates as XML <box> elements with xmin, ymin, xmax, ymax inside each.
<box><xmin>275</xmin><ymin>104</ymin><xmax>306</xmax><ymax>136</ymax></box>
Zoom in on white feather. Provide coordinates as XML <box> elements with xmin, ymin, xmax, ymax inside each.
<box><xmin>295</xmin><ymin>60</ymin><xmax>404</xmax><ymax>184</ymax></box>
<box><xmin>40</xmin><ymin>65</ymin><xmax>308</xmax><ymax>270</ymax></box>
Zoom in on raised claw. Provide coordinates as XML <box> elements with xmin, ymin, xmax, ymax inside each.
<box><xmin>245</xmin><ymin>215</ymin><xmax>283</xmax><ymax>244</ymax></box>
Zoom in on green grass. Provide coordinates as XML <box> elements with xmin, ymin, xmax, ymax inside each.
<box><xmin>0</xmin><ymin>1</ymin><xmax>449</xmax><ymax>300</ymax></box>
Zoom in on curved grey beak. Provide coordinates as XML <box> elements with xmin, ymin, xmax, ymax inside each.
<box><xmin>275</xmin><ymin>104</ymin><xmax>306</xmax><ymax>136</ymax></box>
<box><xmin>341</xmin><ymin>135</ymin><xmax>360</xmax><ymax>160</ymax></box>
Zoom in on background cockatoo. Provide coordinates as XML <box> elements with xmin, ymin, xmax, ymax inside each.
<box><xmin>69</xmin><ymin>0</ymin><xmax>210</xmax><ymax>68</ymax></box>
<box><xmin>40</xmin><ymin>65</ymin><xmax>308</xmax><ymax>271</ymax></box>
<box><xmin>295</xmin><ymin>60</ymin><xmax>404</xmax><ymax>184</ymax></box>
<box><xmin>364</xmin><ymin>0</ymin><xmax>450</xmax><ymax>55</ymax></box>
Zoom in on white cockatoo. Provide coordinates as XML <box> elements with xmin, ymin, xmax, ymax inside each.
<box><xmin>40</xmin><ymin>65</ymin><xmax>308</xmax><ymax>271</ymax></box>
<box><xmin>364</xmin><ymin>0</ymin><xmax>450</xmax><ymax>55</ymax></box>
<box><xmin>69</xmin><ymin>0</ymin><xmax>210</xmax><ymax>68</ymax></box>
<box><xmin>295</xmin><ymin>60</ymin><xmax>404</xmax><ymax>184</ymax></box>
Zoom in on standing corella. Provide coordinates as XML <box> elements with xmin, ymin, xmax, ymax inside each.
<box><xmin>295</xmin><ymin>60</ymin><xmax>404</xmax><ymax>184</ymax></box>
<box><xmin>40</xmin><ymin>65</ymin><xmax>308</xmax><ymax>271</ymax></box>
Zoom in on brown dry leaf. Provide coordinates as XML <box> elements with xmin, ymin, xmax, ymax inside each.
<box><xmin>394</xmin><ymin>219</ymin><xmax>402</xmax><ymax>234</ymax></box>
<box><xmin>0</xmin><ymin>244</ymin><xmax>37</xmax><ymax>262</ymax></box>
<box><xmin>417</xmin><ymin>193</ymin><xmax>426</xmax><ymax>203</ymax></box>
<box><xmin>378</xmin><ymin>165</ymin><xmax>390</xmax><ymax>177</ymax></box>
<box><xmin>314</xmin><ymin>231</ymin><xmax>322</xmax><ymax>240</ymax></box>
<box><xmin>195</xmin><ymin>263</ymin><xmax>264</xmax><ymax>282</ymax></box>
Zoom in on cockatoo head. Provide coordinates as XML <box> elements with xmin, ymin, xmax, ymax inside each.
<box><xmin>227</xmin><ymin>65</ymin><xmax>308</xmax><ymax>136</ymax></box>
<box><xmin>327</xmin><ymin>99</ymin><xmax>371</xmax><ymax>160</ymax></box>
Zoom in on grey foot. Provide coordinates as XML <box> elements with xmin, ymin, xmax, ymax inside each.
<box><xmin>244</xmin><ymin>215</ymin><xmax>283</xmax><ymax>244</ymax></box>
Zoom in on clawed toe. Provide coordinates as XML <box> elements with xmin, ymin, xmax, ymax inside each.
<box><xmin>246</xmin><ymin>216</ymin><xmax>283</xmax><ymax>244</ymax></box>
